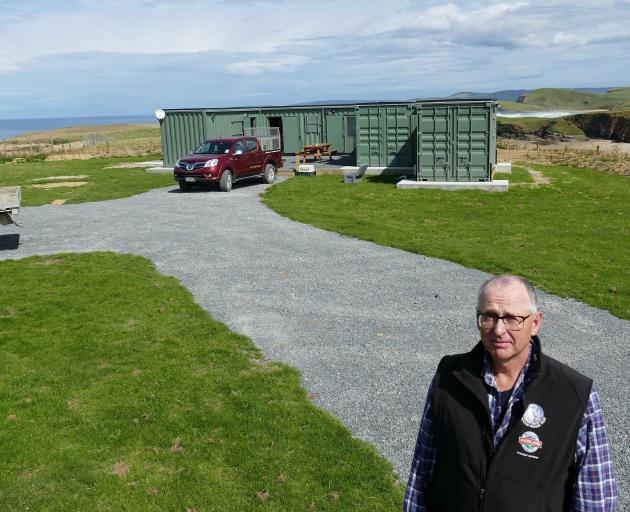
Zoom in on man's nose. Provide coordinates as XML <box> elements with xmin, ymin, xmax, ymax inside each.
<box><xmin>493</xmin><ymin>317</ymin><xmax>508</xmax><ymax>335</ymax></box>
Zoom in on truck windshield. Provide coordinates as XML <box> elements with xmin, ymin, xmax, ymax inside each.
<box><xmin>194</xmin><ymin>141</ymin><xmax>232</xmax><ymax>155</ymax></box>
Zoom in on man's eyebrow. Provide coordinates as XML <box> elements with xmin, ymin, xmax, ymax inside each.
<box><xmin>478</xmin><ymin>310</ymin><xmax>524</xmax><ymax>317</ymax></box>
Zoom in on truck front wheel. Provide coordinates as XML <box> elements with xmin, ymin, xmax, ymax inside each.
<box><xmin>262</xmin><ymin>163</ymin><xmax>276</xmax><ymax>184</ymax></box>
<box><xmin>219</xmin><ymin>170</ymin><xmax>233</xmax><ymax>192</ymax></box>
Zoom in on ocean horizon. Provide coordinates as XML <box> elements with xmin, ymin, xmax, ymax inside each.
<box><xmin>0</xmin><ymin>114</ymin><xmax>158</xmax><ymax>141</ymax></box>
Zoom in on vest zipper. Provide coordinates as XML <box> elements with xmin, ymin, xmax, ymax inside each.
<box><xmin>479</xmin><ymin>424</ymin><xmax>494</xmax><ymax>511</ymax></box>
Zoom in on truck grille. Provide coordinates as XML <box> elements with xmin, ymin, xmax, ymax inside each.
<box><xmin>180</xmin><ymin>162</ymin><xmax>205</xmax><ymax>171</ymax></box>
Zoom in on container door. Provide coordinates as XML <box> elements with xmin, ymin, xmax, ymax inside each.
<box><xmin>325</xmin><ymin>115</ymin><xmax>344</xmax><ymax>154</ymax></box>
<box><xmin>358</xmin><ymin>106</ymin><xmax>412</xmax><ymax>167</ymax></box>
<box><xmin>279</xmin><ymin>116</ymin><xmax>299</xmax><ymax>154</ymax></box>
<box><xmin>357</xmin><ymin>106</ymin><xmax>382</xmax><ymax>166</ymax></box>
<box><xmin>417</xmin><ymin>106</ymin><xmax>451</xmax><ymax>180</ymax></box>
<box><xmin>453</xmin><ymin>105</ymin><xmax>491</xmax><ymax>181</ymax></box>
<box><xmin>386</xmin><ymin>106</ymin><xmax>413</xmax><ymax>167</ymax></box>
<box><xmin>343</xmin><ymin>115</ymin><xmax>356</xmax><ymax>154</ymax></box>
<box><xmin>304</xmin><ymin>114</ymin><xmax>321</xmax><ymax>146</ymax></box>
<box><xmin>231</xmin><ymin>120</ymin><xmax>244</xmax><ymax>136</ymax></box>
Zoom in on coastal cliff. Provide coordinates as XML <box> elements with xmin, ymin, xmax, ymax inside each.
<box><xmin>569</xmin><ymin>112</ymin><xmax>630</xmax><ymax>142</ymax></box>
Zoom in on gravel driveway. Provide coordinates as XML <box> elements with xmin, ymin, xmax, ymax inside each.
<box><xmin>1</xmin><ymin>179</ymin><xmax>628</xmax><ymax>506</ymax></box>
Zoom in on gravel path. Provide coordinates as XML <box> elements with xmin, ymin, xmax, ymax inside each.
<box><xmin>1</xmin><ymin>179</ymin><xmax>628</xmax><ymax>506</ymax></box>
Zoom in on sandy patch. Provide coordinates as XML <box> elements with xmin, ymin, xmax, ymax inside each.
<box><xmin>111</xmin><ymin>461</ymin><xmax>130</xmax><ymax>478</ymax></box>
<box><xmin>524</xmin><ymin>167</ymin><xmax>551</xmax><ymax>185</ymax></box>
<box><xmin>105</xmin><ymin>161</ymin><xmax>162</xmax><ymax>169</ymax></box>
<box><xmin>31</xmin><ymin>182</ymin><xmax>87</xmax><ymax>189</ymax></box>
<box><xmin>170</xmin><ymin>437</ymin><xmax>184</xmax><ymax>453</ymax></box>
<box><xmin>50</xmin><ymin>199</ymin><xmax>67</xmax><ymax>205</ymax></box>
<box><xmin>1</xmin><ymin>307</ymin><xmax>17</xmax><ymax>318</ymax></box>
<box><xmin>29</xmin><ymin>258</ymin><xmax>63</xmax><ymax>266</ymax></box>
<box><xmin>67</xmin><ymin>399</ymin><xmax>83</xmax><ymax>410</ymax></box>
<box><xmin>33</xmin><ymin>175</ymin><xmax>89</xmax><ymax>181</ymax></box>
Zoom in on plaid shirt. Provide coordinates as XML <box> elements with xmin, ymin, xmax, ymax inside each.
<box><xmin>404</xmin><ymin>343</ymin><xmax>618</xmax><ymax>512</ymax></box>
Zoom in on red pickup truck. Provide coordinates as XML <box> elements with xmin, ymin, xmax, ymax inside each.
<box><xmin>174</xmin><ymin>137</ymin><xmax>283</xmax><ymax>192</ymax></box>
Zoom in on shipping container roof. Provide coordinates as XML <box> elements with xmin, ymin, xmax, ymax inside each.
<box><xmin>161</xmin><ymin>98</ymin><xmax>497</xmax><ymax>113</ymax></box>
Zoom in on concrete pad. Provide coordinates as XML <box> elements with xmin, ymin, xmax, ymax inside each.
<box><xmin>493</xmin><ymin>162</ymin><xmax>512</xmax><ymax>174</ymax></box>
<box><xmin>396</xmin><ymin>180</ymin><xmax>509</xmax><ymax>192</ymax></box>
<box><xmin>341</xmin><ymin>166</ymin><xmax>415</xmax><ymax>177</ymax></box>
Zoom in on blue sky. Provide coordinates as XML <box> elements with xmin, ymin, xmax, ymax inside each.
<box><xmin>1</xmin><ymin>0</ymin><xmax>629</xmax><ymax>119</ymax></box>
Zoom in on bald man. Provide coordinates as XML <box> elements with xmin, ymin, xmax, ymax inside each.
<box><xmin>404</xmin><ymin>275</ymin><xmax>618</xmax><ymax>512</ymax></box>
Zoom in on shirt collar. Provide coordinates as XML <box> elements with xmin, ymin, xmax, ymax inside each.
<box><xmin>483</xmin><ymin>340</ymin><xmax>535</xmax><ymax>391</ymax></box>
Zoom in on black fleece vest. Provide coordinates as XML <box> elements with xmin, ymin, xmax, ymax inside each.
<box><xmin>427</xmin><ymin>337</ymin><xmax>592</xmax><ymax>512</ymax></box>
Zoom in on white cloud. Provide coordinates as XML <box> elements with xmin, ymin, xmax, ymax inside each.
<box><xmin>0</xmin><ymin>0</ymin><xmax>629</xmax><ymax>117</ymax></box>
<box><xmin>551</xmin><ymin>32</ymin><xmax>587</xmax><ymax>47</ymax></box>
<box><xmin>0</xmin><ymin>0</ymin><xmax>401</xmax><ymax>71</ymax></box>
<box><xmin>226</xmin><ymin>55</ymin><xmax>308</xmax><ymax>75</ymax></box>
<box><xmin>410</xmin><ymin>2</ymin><xmax>529</xmax><ymax>31</ymax></box>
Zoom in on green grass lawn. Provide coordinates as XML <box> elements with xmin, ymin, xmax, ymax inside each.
<box><xmin>0</xmin><ymin>156</ymin><xmax>173</xmax><ymax>206</ymax></box>
<box><xmin>0</xmin><ymin>253</ymin><xmax>403</xmax><ymax>511</ymax></box>
<box><xmin>263</xmin><ymin>166</ymin><xmax>629</xmax><ymax>319</ymax></box>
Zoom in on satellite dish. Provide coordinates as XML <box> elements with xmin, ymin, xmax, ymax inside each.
<box><xmin>155</xmin><ymin>109</ymin><xmax>166</xmax><ymax>120</ymax></box>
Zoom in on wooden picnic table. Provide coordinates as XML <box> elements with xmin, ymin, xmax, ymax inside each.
<box><xmin>297</xmin><ymin>143</ymin><xmax>336</xmax><ymax>161</ymax></box>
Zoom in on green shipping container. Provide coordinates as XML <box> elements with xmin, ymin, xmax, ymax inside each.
<box><xmin>158</xmin><ymin>101</ymin><xmax>497</xmax><ymax>177</ymax></box>
<box><xmin>160</xmin><ymin>106</ymin><xmax>357</xmax><ymax>165</ymax></box>
<box><xmin>416</xmin><ymin>102</ymin><xmax>496</xmax><ymax>181</ymax></box>
<box><xmin>357</xmin><ymin>104</ymin><xmax>414</xmax><ymax>167</ymax></box>
<box><xmin>160</xmin><ymin>111</ymin><xmax>206</xmax><ymax>169</ymax></box>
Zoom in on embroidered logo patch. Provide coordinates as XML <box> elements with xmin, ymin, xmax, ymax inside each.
<box><xmin>518</xmin><ymin>431</ymin><xmax>543</xmax><ymax>453</ymax></box>
<box><xmin>522</xmin><ymin>403</ymin><xmax>546</xmax><ymax>429</ymax></box>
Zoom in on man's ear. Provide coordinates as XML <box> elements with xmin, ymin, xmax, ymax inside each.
<box><xmin>531</xmin><ymin>311</ymin><xmax>543</xmax><ymax>336</ymax></box>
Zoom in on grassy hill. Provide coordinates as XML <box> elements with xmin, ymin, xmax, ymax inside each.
<box><xmin>498</xmin><ymin>101</ymin><xmax>547</xmax><ymax>112</ymax></box>
<box><xmin>497</xmin><ymin>117</ymin><xmax>585</xmax><ymax>139</ymax></box>
<box><xmin>519</xmin><ymin>87</ymin><xmax>630</xmax><ymax>111</ymax></box>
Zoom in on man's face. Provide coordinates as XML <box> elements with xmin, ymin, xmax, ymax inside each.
<box><xmin>478</xmin><ymin>281</ymin><xmax>543</xmax><ymax>366</ymax></box>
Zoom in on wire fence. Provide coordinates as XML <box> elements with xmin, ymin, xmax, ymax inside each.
<box><xmin>243</xmin><ymin>127</ymin><xmax>281</xmax><ymax>151</ymax></box>
<box><xmin>0</xmin><ymin>133</ymin><xmax>161</xmax><ymax>160</ymax></box>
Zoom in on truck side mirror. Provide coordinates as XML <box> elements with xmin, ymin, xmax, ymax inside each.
<box><xmin>234</xmin><ymin>149</ymin><xmax>243</xmax><ymax>156</ymax></box>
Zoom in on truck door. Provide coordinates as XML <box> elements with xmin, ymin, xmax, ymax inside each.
<box><xmin>231</xmin><ymin>140</ymin><xmax>249</xmax><ymax>177</ymax></box>
<box><xmin>245</xmin><ymin>138</ymin><xmax>262</xmax><ymax>175</ymax></box>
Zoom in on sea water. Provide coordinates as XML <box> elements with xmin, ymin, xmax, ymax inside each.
<box><xmin>0</xmin><ymin>115</ymin><xmax>157</xmax><ymax>141</ymax></box>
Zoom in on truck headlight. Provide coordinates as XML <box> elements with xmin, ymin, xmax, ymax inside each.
<box><xmin>204</xmin><ymin>159</ymin><xmax>219</xmax><ymax>168</ymax></box>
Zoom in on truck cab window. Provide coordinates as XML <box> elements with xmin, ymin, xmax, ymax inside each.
<box><xmin>245</xmin><ymin>139</ymin><xmax>257</xmax><ymax>152</ymax></box>
<box><xmin>233</xmin><ymin>142</ymin><xmax>244</xmax><ymax>155</ymax></box>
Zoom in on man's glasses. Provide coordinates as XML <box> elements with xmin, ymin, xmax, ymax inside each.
<box><xmin>477</xmin><ymin>313</ymin><xmax>533</xmax><ymax>331</ymax></box>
